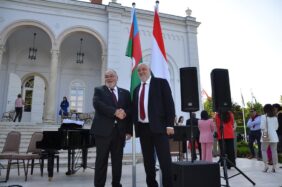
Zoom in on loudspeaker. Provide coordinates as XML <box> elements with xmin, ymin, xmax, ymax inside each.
<box><xmin>211</xmin><ymin>68</ymin><xmax>232</xmax><ymax>112</ymax></box>
<box><xmin>172</xmin><ymin>161</ymin><xmax>220</xmax><ymax>187</ymax></box>
<box><xmin>180</xmin><ymin>67</ymin><xmax>199</xmax><ymax>112</ymax></box>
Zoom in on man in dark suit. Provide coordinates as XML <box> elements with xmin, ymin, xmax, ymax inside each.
<box><xmin>91</xmin><ymin>69</ymin><xmax>132</xmax><ymax>187</ymax></box>
<box><xmin>186</xmin><ymin>112</ymin><xmax>201</xmax><ymax>161</ymax></box>
<box><xmin>133</xmin><ymin>63</ymin><xmax>175</xmax><ymax>187</ymax></box>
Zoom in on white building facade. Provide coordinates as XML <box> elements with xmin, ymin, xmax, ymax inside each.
<box><xmin>0</xmin><ymin>0</ymin><xmax>201</xmax><ymax>123</ymax></box>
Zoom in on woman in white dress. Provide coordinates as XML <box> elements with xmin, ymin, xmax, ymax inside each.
<box><xmin>260</xmin><ymin>104</ymin><xmax>279</xmax><ymax>172</ymax></box>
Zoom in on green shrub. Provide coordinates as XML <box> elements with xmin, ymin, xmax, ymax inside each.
<box><xmin>237</xmin><ymin>141</ymin><xmax>251</xmax><ymax>158</ymax></box>
<box><xmin>278</xmin><ymin>154</ymin><xmax>282</xmax><ymax>163</ymax></box>
<box><xmin>236</xmin><ymin>126</ymin><xmax>249</xmax><ymax>135</ymax></box>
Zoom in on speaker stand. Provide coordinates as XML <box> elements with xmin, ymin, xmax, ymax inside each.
<box><xmin>218</xmin><ymin>112</ymin><xmax>255</xmax><ymax>187</ymax></box>
<box><xmin>188</xmin><ymin>112</ymin><xmax>195</xmax><ymax>162</ymax></box>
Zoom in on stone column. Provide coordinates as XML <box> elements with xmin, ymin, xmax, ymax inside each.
<box><xmin>44</xmin><ymin>49</ymin><xmax>59</xmax><ymax>123</ymax></box>
<box><xmin>0</xmin><ymin>45</ymin><xmax>6</xmax><ymax>70</ymax></box>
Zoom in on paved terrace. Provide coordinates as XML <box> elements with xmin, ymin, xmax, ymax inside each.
<box><xmin>1</xmin><ymin>158</ymin><xmax>282</xmax><ymax>187</ymax></box>
<box><xmin>0</xmin><ymin>122</ymin><xmax>281</xmax><ymax>186</ymax></box>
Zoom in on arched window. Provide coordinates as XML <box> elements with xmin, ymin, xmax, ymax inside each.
<box><xmin>69</xmin><ymin>80</ymin><xmax>85</xmax><ymax>113</ymax></box>
<box><xmin>23</xmin><ymin>76</ymin><xmax>34</xmax><ymax>112</ymax></box>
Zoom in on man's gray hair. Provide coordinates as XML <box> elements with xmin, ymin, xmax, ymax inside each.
<box><xmin>105</xmin><ymin>68</ymin><xmax>118</xmax><ymax>76</ymax></box>
<box><xmin>137</xmin><ymin>62</ymin><xmax>150</xmax><ymax>69</ymax></box>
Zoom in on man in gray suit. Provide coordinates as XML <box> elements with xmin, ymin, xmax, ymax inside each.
<box><xmin>91</xmin><ymin>69</ymin><xmax>132</xmax><ymax>187</ymax></box>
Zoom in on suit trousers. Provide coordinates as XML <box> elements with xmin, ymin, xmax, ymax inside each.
<box><xmin>94</xmin><ymin>126</ymin><xmax>124</xmax><ymax>187</ymax></box>
<box><xmin>248</xmin><ymin>130</ymin><xmax>262</xmax><ymax>158</ymax></box>
<box><xmin>138</xmin><ymin>124</ymin><xmax>173</xmax><ymax>187</ymax></box>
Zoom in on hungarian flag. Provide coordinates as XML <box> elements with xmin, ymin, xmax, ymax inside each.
<box><xmin>150</xmin><ymin>2</ymin><xmax>170</xmax><ymax>83</ymax></box>
<box><xmin>126</xmin><ymin>5</ymin><xmax>143</xmax><ymax>98</ymax></box>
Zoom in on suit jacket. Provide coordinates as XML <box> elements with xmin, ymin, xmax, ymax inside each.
<box><xmin>198</xmin><ymin>119</ymin><xmax>215</xmax><ymax>143</ymax></box>
<box><xmin>90</xmin><ymin>85</ymin><xmax>132</xmax><ymax>137</ymax></box>
<box><xmin>186</xmin><ymin>117</ymin><xmax>200</xmax><ymax>138</ymax></box>
<box><xmin>133</xmin><ymin>77</ymin><xmax>175</xmax><ymax>136</ymax></box>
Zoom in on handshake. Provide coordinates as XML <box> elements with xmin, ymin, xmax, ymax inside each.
<box><xmin>114</xmin><ymin>108</ymin><xmax>126</xmax><ymax>120</ymax></box>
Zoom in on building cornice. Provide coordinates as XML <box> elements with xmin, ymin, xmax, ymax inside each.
<box><xmin>1</xmin><ymin>0</ymin><xmax>107</xmax><ymax>21</ymax></box>
<box><xmin>2</xmin><ymin>0</ymin><xmax>200</xmax><ymax>30</ymax></box>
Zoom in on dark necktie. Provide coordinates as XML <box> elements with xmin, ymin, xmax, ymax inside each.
<box><xmin>139</xmin><ymin>83</ymin><xmax>146</xmax><ymax>120</ymax></box>
<box><xmin>110</xmin><ymin>88</ymin><xmax>117</xmax><ymax>105</ymax></box>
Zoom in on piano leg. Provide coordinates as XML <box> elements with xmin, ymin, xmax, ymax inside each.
<box><xmin>66</xmin><ymin>149</ymin><xmax>76</xmax><ymax>175</ymax></box>
<box><xmin>81</xmin><ymin>148</ymin><xmax>88</xmax><ymax>170</ymax></box>
<box><xmin>71</xmin><ymin>149</ymin><xmax>75</xmax><ymax>173</ymax></box>
<box><xmin>47</xmin><ymin>152</ymin><xmax>55</xmax><ymax>181</ymax></box>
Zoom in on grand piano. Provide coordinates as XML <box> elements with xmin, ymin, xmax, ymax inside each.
<box><xmin>36</xmin><ymin>122</ymin><xmax>95</xmax><ymax>180</ymax></box>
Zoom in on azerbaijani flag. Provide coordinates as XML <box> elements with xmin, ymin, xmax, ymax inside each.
<box><xmin>126</xmin><ymin>4</ymin><xmax>143</xmax><ymax>98</ymax></box>
<box><xmin>150</xmin><ymin>1</ymin><xmax>170</xmax><ymax>83</ymax></box>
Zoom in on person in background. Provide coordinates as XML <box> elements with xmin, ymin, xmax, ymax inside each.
<box><xmin>212</xmin><ymin>113</ymin><xmax>219</xmax><ymax>157</ymax></box>
<box><xmin>198</xmin><ymin>110</ymin><xmax>215</xmax><ymax>162</ymax></box>
<box><xmin>260</xmin><ymin>104</ymin><xmax>279</xmax><ymax>172</ymax></box>
<box><xmin>133</xmin><ymin>63</ymin><xmax>175</xmax><ymax>187</ymax></box>
<box><xmin>13</xmin><ymin>94</ymin><xmax>25</xmax><ymax>122</ymax></box>
<box><xmin>233</xmin><ymin>121</ymin><xmax>238</xmax><ymax>158</ymax></box>
<box><xmin>176</xmin><ymin>115</ymin><xmax>187</xmax><ymax>155</ymax></box>
<box><xmin>215</xmin><ymin>111</ymin><xmax>236</xmax><ymax>169</ymax></box>
<box><xmin>247</xmin><ymin>109</ymin><xmax>262</xmax><ymax>160</ymax></box>
<box><xmin>90</xmin><ymin>69</ymin><xmax>132</xmax><ymax>187</ymax></box>
<box><xmin>59</xmin><ymin>96</ymin><xmax>69</xmax><ymax>117</ymax></box>
<box><xmin>177</xmin><ymin>116</ymin><xmax>184</xmax><ymax>126</ymax></box>
<box><xmin>186</xmin><ymin>112</ymin><xmax>201</xmax><ymax>160</ymax></box>
<box><xmin>267</xmin><ymin>146</ymin><xmax>273</xmax><ymax>165</ymax></box>
<box><xmin>272</xmin><ymin>104</ymin><xmax>282</xmax><ymax>155</ymax></box>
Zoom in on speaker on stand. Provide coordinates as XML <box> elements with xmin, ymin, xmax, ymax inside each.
<box><xmin>210</xmin><ymin>68</ymin><xmax>255</xmax><ymax>187</ymax></box>
<box><xmin>210</xmin><ymin>68</ymin><xmax>232</xmax><ymax>112</ymax></box>
<box><xmin>179</xmin><ymin>67</ymin><xmax>199</xmax><ymax>162</ymax></box>
<box><xmin>180</xmin><ymin>67</ymin><xmax>199</xmax><ymax>112</ymax></box>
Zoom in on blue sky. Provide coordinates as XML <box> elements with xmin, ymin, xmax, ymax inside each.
<box><xmin>92</xmin><ymin>0</ymin><xmax>282</xmax><ymax>105</ymax></box>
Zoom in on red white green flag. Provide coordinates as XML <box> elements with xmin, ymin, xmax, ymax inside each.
<box><xmin>126</xmin><ymin>4</ymin><xmax>143</xmax><ymax>98</ymax></box>
<box><xmin>150</xmin><ymin>1</ymin><xmax>170</xmax><ymax>83</ymax></box>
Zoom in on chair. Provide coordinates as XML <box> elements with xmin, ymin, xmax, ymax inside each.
<box><xmin>1</xmin><ymin>111</ymin><xmax>15</xmax><ymax>122</ymax></box>
<box><xmin>4</xmin><ymin>132</ymin><xmax>43</xmax><ymax>181</ymax></box>
<box><xmin>3</xmin><ymin>132</ymin><xmax>59</xmax><ymax>181</ymax></box>
<box><xmin>0</xmin><ymin>131</ymin><xmax>21</xmax><ymax>182</ymax></box>
<box><xmin>25</xmin><ymin>132</ymin><xmax>44</xmax><ymax>175</ymax></box>
<box><xmin>169</xmin><ymin>139</ymin><xmax>184</xmax><ymax>161</ymax></box>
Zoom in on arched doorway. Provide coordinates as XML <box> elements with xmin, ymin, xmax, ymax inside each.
<box><xmin>57</xmin><ymin>29</ymin><xmax>104</xmax><ymax>115</ymax></box>
<box><xmin>22</xmin><ymin>75</ymin><xmax>45</xmax><ymax>122</ymax></box>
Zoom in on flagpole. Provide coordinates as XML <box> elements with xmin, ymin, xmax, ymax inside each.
<box><xmin>130</xmin><ymin>4</ymin><xmax>137</xmax><ymax>187</ymax></box>
<box><xmin>132</xmin><ymin>125</ymin><xmax>136</xmax><ymax>187</ymax></box>
<box><xmin>250</xmin><ymin>89</ymin><xmax>254</xmax><ymax>108</ymax></box>
<box><xmin>242</xmin><ymin>107</ymin><xmax>247</xmax><ymax>142</ymax></box>
<box><xmin>241</xmin><ymin>90</ymin><xmax>247</xmax><ymax>142</ymax></box>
